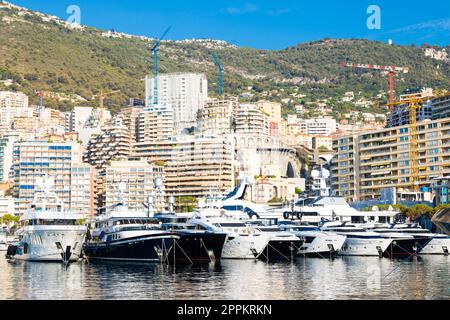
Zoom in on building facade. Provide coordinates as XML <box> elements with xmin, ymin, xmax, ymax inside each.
<box><xmin>13</xmin><ymin>141</ymin><xmax>94</xmax><ymax>215</ymax></box>
<box><xmin>332</xmin><ymin>118</ymin><xmax>450</xmax><ymax>202</ymax></box>
<box><xmin>145</xmin><ymin>73</ymin><xmax>208</xmax><ymax>133</ymax></box>
<box><xmin>133</xmin><ymin>136</ymin><xmax>234</xmax><ymax>200</ymax></box>
<box><xmin>104</xmin><ymin>160</ymin><xmax>165</xmax><ymax>212</ymax></box>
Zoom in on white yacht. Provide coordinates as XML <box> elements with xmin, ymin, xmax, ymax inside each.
<box><xmin>321</xmin><ymin>222</ymin><xmax>393</xmax><ymax>256</ymax></box>
<box><xmin>246</xmin><ymin>220</ymin><xmax>303</xmax><ymax>261</ymax></box>
<box><xmin>188</xmin><ymin>210</ymin><xmax>269</xmax><ymax>259</ymax></box>
<box><xmin>362</xmin><ymin>223</ymin><xmax>449</xmax><ymax>255</ymax></box>
<box><xmin>6</xmin><ymin>177</ymin><xmax>87</xmax><ymax>263</ymax></box>
<box><xmin>278</xmin><ymin>222</ymin><xmax>347</xmax><ymax>257</ymax></box>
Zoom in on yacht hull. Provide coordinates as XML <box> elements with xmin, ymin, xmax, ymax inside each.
<box><xmin>420</xmin><ymin>237</ymin><xmax>450</xmax><ymax>255</ymax></box>
<box><xmin>165</xmin><ymin>232</ymin><xmax>227</xmax><ymax>264</ymax></box>
<box><xmin>383</xmin><ymin>237</ymin><xmax>433</xmax><ymax>258</ymax></box>
<box><xmin>222</xmin><ymin>234</ymin><xmax>268</xmax><ymax>259</ymax></box>
<box><xmin>339</xmin><ymin>237</ymin><xmax>392</xmax><ymax>256</ymax></box>
<box><xmin>83</xmin><ymin>234</ymin><xmax>179</xmax><ymax>262</ymax></box>
<box><xmin>294</xmin><ymin>232</ymin><xmax>347</xmax><ymax>258</ymax></box>
<box><xmin>257</xmin><ymin>239</ymin><xmax>303</xmax><ymax>262</ymax></box>
<box><xmin>7</xmin><ymin>228</ymin><xmax>86</xmax><ymax>262</ymax></box>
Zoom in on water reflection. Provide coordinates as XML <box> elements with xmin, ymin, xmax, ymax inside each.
<box><xmin>0</xmin><ymin>256</ymin><xmax>448</xmax><ymax>300</ymax></box>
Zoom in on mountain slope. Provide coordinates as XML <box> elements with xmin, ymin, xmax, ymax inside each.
<box><xmin>1</xmin><ymin>2</ymin><xmax>450</xmax><ymax>114</ymax></box>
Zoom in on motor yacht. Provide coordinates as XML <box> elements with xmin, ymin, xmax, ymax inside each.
<box><xmin>155</xmin><ymin>214</ymin><xmax>227</xmax><ymax>264</ymax></box>
<box><xmin>82</xmin><ymin>204</ymin><xmax>179</xmax><ymax>263</ymax></box>
<box><xmin>362</xmin><ymin>223</ymin><xmax>448</xmax><ymax>255</ymax></box>
<box><xmin>187</xmin><ymin>210</ymin><xmax>269</xmax><ymax>259</ymax></box>
<box><xmin>278</xmin><ymin>222</ymin><xmax>347</xmax><ymax>257</ymax></box>
<box><xmin>6</xmin><ymin>177</ymin><xmax>86</xmax><ymax>263</ymax></box>
<box><xmin>246</xmin><ymin>220</ymin><xmax>303</xmax><ymax>262</ymax></box>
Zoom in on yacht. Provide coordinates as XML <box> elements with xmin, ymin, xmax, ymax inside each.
<box><xmin>187</xmin><ymin>210</ymin><xmax>269</xmax><ymax>259</ymax></box>
<box><xmin>362</xmin><ymin>223</ymin><xmax>449</xmax><ymax>255</ymax></box>
<box><xmin>322</xmin><ymin>222</ymin><xmax>431</xmax><ymax>258</ymax></box>
<box><xmin>155</xmin><ymin>214</ymin><xmax>227</xmax><ymax>263</ymax></box>
<box><xmin>246</xmin><ymin>220</ymin><xmax>303</xmax><ymax>262</ymax></box>
<box><xmin>82</xmin><ymin>204</ymin><xmax>180</xmax><ymax>263</ymax></box>
<box><xmin>6</xmin><ymin>177</ymin><xmax>86</xmax><ymax>263</ymax></box>
<box><xmin>278</xmin><ymin>222</ymin><xmax>347</xmax><ymax>257</ymax></box>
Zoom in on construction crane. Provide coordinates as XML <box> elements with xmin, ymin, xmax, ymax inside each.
<box><xmin>341</xmin><ymin>62</ymin><xmax>409</xmax><ymax>109</ymax></box>
<box><xmin>150</xmin><ymin>26</ymin><xmax>171</xmax><ymax>106</ymax></box>
<box><xmin>93</xmin><ymin>90</ymin><xmax>120</xmax><ymax>127</ymax></box>
<box><xmin>386</xmin><ymin>98</ymin><xmax>426</xmax><ymax>192</ymax></box>
<box><xmin>212</xmin><ymin>53</ymin><xmax>223</xmax><ymax>96</ymax></box>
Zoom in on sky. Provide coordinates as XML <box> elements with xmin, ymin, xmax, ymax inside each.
<box><xmin>7</xmin><ymin>0</ymin><xmax>450</xmax><ymax>50</ymax></box>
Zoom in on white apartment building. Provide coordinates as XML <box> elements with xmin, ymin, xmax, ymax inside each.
<box><xmin>65</xmin><ymin>106</ymin><xmax>93</xmax><ymax>132</ymax></box>
<box><xmin>0</xmin><ymin>91</ymin><xmax>32</xmax><ymax>128</ymax></box>
<box><xmin>104</xmin><ymin>160</ymin><xmax>165</xmax><ymax>212</ymax></box>
<box><xmin>145</xmin><ymin>73</ymin><xmax>208</xmax><ymax>133</ymax></box>
<box><xmin>287</xmin><ymin>116</ymin><xmax>338</xmax><ymax>136</ymax></box>
<box><xmin>0</xmin><ymin>136</ymin><xmax>15</xmax><ymax>182</ymax></box>
<box><xmin>0</xmin><ymin>196</ymin><xmax>14</xmax><ymax>217</ymax></box>
<box><xmin>13</xmin><ymin>141</ymin><xmax>94</xmax><ymax>215</ymax></box>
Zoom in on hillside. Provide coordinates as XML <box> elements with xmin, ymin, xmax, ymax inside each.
<box><xmin>1</xmin><ymin>2</ymin><xmax>450</xmax><ymax>115</ymax></box>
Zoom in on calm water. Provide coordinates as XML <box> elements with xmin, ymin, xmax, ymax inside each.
<box><xmin>0</xmin><ymin>255</ymin><xmax>448</xmax><ymax>300</ymax></box>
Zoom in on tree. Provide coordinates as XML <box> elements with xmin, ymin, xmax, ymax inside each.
<box><xmin>0</xmin><ymin>214</ymin><xmax>20</xmax><ymax>225</ymax></box>
<box><xmin>406</xmin><ymin>204</ymin><xmax>435</xmax><ymax>220</ymax></box>
<box><xmin>295</xmin><ymin>187</ymin><xmax>302</xmax><ymax>195</ymax></box>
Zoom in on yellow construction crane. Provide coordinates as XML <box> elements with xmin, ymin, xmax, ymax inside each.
<box><xmin>93</xmin><ymin>90</ymin><xmax>120</xmax><ymax>126</ymax></box>
<box><xmin>386</xmin><ymin>98</ymin><xmax>425</xmax><ymax>192</ymax></box>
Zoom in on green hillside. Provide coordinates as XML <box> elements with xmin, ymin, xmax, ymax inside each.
<box><xmin>1</xmin><ymin>3</ymin><xmax>450</xmax><ymax>114</ymax></box>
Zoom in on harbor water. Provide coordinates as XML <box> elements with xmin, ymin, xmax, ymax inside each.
<box><xmin>0</xmin><ymin>255</ymin><xmax>448</xmax><ymax>300</ymax></box>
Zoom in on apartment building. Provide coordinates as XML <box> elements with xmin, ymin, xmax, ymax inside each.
<box><xmin>332</xmin><ymin>118</ymin><xmax>450</xmax><ymax>202</ymax></box>
<box><xmin>13</xmin><ymin>141</ymin><xmax>94</xmax><ymax>215</ymax></box>
<box><xmin>116</xmin><ymin>106</ymin><xmax>142</xmax><ymax>142</ymax></box>
<box><xmin>235</xmin><ymin>104</ymin><xmax>269</xmax><ymax>135</ymax></box>
<box><xmin>145</xmin><ymin>73</ymin><xmax>208</xmax><ymax>133</ymax></box>
<box><xmin>256</xmin><ymin>101</ymin><xmax>282</xmax><ymax>137</ymax></box>
<box><xmin>133</xmin><ymin>136</ymin><xmax>234</xmax><ymax>199</ymax></box>
<box><xmin>287</xmin><ymin>116</ymin><xmax>338</xmax><ymax>136</ymax></box>
<box><xmin>0</xmin><ymin>136</ymin><xmax>15</xmax><ymax>182</ymax></box>
<box><xmin>197</xmin><ymin>98</ymin><xmax>237</xmax><ymax>136</ymax></box>
<box><xmin>104</xmin><ymin>160</ymin><xmax>165</xmax><ymax>212</ymax></box>
<box><xmin>83</xmin><ymin>119</ymin><xmax>133</xmax><ymax>170</ymax></box>
<box><xmin>136</xmin><ymin>105</ymin><xmax>175</xmax><ymax>143</ymax></box>
<box><xmin>0</xmin><ymin>91</ymin><xmax>32</xmax><ymax>128</ymax></box>
<box><xmin>65</xmin><ymin>106</ymin><xmax>93</xmax><ymax>132</ymax></box>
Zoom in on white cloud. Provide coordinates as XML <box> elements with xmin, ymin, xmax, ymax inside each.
<box><xmin>226</xmin><ymin>3</ymin><xmax>258</xmax><ymax>15</ymax></box>
<box><xmin>389</xmin><ymin>18</ymin><xmax>450</xmax><ymax>33</ymax></box>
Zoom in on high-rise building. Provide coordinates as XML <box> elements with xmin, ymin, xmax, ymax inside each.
<box><xmin>136</xmin><ymin>105</ymin><xmax>175</xmax><ymax>142</ymax></box>
<box><xmin>133</xmin><ymin>136</ymin><xmax>234</xmax><ymax>199</ymax></box>
<box><xmin>65</xmin><ymin>106</ymin><xmax>93</xmax><ymax>132</ymax></box>
<box><xmin>0</xmin><ymin>136</ymin><xmax>15</xmax><ymax>182</ymax></box>
<box><xmin>197</xmin><ymin>98</ymin><xmax>237</xmax><ymax>136</ymax></box>
<box><xmin>117</xmin><ymin>106</ymin><xmax>142</xmax><ymax>142</ymax></box>
<box><xmin>104</xmin><ymin>160</ymin><xmax>165</xmax><ymax>212</ymax></box>
<box><xmin>145</xmin><ymin>73</ymin><xmax>208</xmax><ymax>133</ymax></box>
<box><xmin>235</xmin><ymin>104</ymin><xmax>269</xmax><ymax>135</ymax></box>
<box><xmin>13</xmin><ymin>141</ymin><xmax>95</xmax><ymax>215</ymax></box>
<box><xmin>83</xmin><ymin>118</ymin><xmax>133</xmax><ymax>170</ymax></box>
<box><xmin>332</xmin><ymin>118</ymin><xmax>450</xmax><ymax>202</ymax></box>
<box><xmin>0</xmin><ymin>91</ymin><xmax>32</xmax><ymax>128</ymax></box>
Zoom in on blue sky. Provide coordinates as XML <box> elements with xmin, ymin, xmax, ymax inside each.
<box><xmin>8</xmin><ymin>0</ymin><xmax>450</xmax><ymax>50</ymax></box>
